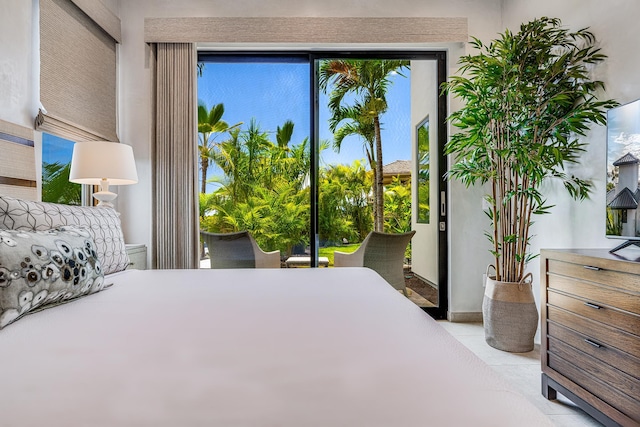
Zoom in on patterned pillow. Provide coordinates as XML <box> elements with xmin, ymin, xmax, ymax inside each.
<box><xmin>0</xmin><ymin>227</ymin><xmax>106</xmax><ymax>329</ymax></box>
<box><xmin>0</xmin><ymin>196</ymin><xmax>129</xmax><ymax>274</ymax></box>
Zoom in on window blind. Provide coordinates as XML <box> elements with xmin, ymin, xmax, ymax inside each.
<box><xmin>37</xmin><ymin>0</ymin><xmax>120</xmax><ymax>142</ymax></box>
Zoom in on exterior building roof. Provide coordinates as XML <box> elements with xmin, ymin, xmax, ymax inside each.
<box><xmin>613</xmin><ymin>152</ymin><xmax>640</xmax><ymax>166</ymax></box>
<box><xmin>608</xmin><ymin>187</ymin><xmax>639</xmax><ymax>209</ymax></box>
<box><xmin>384</xmin><ymin>160</ymin><xmax>411</xmax><ymax>175</ymax></box>
<box><xmin>382</xmin><ymin>160</ymin><xmax>411</xmax><ymax>185</ymax></box>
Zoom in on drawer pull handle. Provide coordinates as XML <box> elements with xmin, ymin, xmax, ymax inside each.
<box><xmin>583</xmin><ymin>265</ymin><xmax>601</xmax><ymax>271</ymax></box>
<box><xmin>584</xmin><ymin>302</ymin><xmax>602</xmax><ymax>309</ymax></box>
<box><xmin>584</xmin><ymin>339</ymin><xmax>603</xmax><ymax>349</ymax></box>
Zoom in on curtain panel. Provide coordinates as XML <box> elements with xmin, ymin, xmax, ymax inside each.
<box><xmin>151</xmin><ymin>43</ymin><xmax>199</xmax><ymax>269</ymax></box>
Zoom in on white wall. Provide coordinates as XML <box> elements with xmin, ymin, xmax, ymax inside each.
<box><xmin>446</xmin><ymin>1</ymin><xmax>640</xmax><ymax>322</ymax></box>
<box><xmin>0</xmin><ymin>0</ymin><xmax>37</xmax><ymax>129</ymax></box>
<box><xmin>438</xmin><ymin>0</ymin><xmax>640</xmax><ymax>320</ymax></box>
<box><xmin>495</xmin><ymin>1</ymin><xmax>640</xmax><ymax>323</ymax></box>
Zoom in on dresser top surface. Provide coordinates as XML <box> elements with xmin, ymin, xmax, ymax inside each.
<box><xmin>541</xmin><ymin>248</ymin><xmax>640</xmax><ymax>274</ymax></box>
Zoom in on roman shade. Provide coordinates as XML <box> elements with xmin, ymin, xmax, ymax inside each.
<box><xmin>36</xmin><ymin>0</ymin><xmax>120</xmax><ymax>142</ymax></box>
<box><xmin>144</xmin><ymin>17</ymin><xmax>467</xmax><ymax>44</ymax></box>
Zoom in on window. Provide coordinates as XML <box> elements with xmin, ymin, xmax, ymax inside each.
<box><xmin>41</xmin><ymin>133</ymin><xmax>81</xmax><ymax>205</ymax></box>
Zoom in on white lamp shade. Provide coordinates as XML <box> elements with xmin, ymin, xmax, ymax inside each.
<box><xmin>69</xmin><ymin>141</ymin><xmax>138</xmax><ymax>186</ymax></box>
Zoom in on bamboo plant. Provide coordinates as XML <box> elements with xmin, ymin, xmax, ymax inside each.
<box><xmin>443</xmin><ymin>17</ymin><xmax>618</xmax><ymax>283</ymax></box>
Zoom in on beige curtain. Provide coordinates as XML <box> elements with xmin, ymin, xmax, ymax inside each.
<box><xmin>151</xmin><ymin>43</ymin><xmax>199</xmax><ymax>269</ymax></box>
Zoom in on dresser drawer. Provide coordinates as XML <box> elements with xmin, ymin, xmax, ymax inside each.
<box><xmin>548</xmin><ymin>349</ymin><xmax>640</xmax><ymax>422</ymax></box>
<box><xmin>547</xmin><ymin>321</ymin><xmax>640</xmax><ymax>380</ymax></box>
<box><xmin>547</xmin><ymin>272</ymin><xmax>640</xmax><ymax>315</ymax></box>
<box><xmin>542</xmin><ymin>249</ymin><xmax>640</xmax><ymax>427</ymax></box>
<box><xmin>547</xmin><ymin>306</ymin><xmax>640</xmax><ymax>358</ymax></box>
<box><xmin>547</xmin><ymin>290</ymin><xmax>640</xmax><ymax>335</ymax></box>
<box><xmin>548</xmin><ymin>259</ymin><xmax>640</xmax><ymax>294</ymax></box>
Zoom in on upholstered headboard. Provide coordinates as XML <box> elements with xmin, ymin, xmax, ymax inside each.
<box><xmin>0</xmin><ymin>119</ymin><xmax>37</xmax><ymax>200</ymax></box>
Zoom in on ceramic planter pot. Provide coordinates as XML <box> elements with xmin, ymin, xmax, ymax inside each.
<box><xmin>482</xmin><ymin>269</ymin><xmax>538</xmax><ymax>352</ymax></box>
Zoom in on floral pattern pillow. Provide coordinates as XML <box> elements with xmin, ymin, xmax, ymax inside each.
<box><xmin>0</xmin><ymin>227</ymin><xmax>106</xmax><ymax>329</ymax></box>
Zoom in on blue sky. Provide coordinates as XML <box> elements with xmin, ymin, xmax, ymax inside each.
<box><xmin>42</xmin><ymin>133</ymin><xmax>74</xmax><ymax>165</ymax></box>
<box><xmin>198</xmin><ymin>60</ymin><xmax>411</xmax><ymax>186</ymax></box>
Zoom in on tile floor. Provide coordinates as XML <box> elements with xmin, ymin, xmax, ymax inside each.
<box><xmin>436</xmin><ymin>321</ymin><xmax>605</xmax><ymax>427</ymax></box>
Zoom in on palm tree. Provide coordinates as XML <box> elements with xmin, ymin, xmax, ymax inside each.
<box><xmin>319</xmin><ymin>59</ymin><xmax>409</xmax><ymax>231</ymax></box>
<box><xmin>273</xmin><ymin>120</ymin><xmax>310</xmax><ymax>190</ymax></box>
<box><xmin>204</xmin><ymin>119</ymin><xmax>312</xmax><ymax>255</ymax></box>
<box><xmin>197</xmin><ymin>101</ymin><xmax>241</xmax><ymax>194</ymax></box>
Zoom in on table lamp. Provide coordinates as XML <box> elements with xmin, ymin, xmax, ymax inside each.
<box><xmin>69</xmin><ymin>141</ymin><xmax>138</xmax><ymax>208</ymax></box>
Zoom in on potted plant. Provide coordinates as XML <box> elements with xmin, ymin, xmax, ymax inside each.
<box><xmin>443</xmin><ymin>17</ymin><xmax>618</xmax><ymax>352</ymax></box>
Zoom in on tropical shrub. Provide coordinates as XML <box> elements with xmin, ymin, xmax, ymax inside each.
<box><xmin>384</xmin><ymin>177</ymin><xmax>411</xmax><ymax>234</ymax></box>
<box><xmin>318</xmin><ymin>161</ymin><xmax>373</xmax><ymax>244</ymax></box>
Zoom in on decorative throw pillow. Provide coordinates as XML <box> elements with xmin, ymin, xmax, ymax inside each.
<box><xmin>0</xmin><ymin>195</ymin><xmax>129</xmax><ymax>274</ymax></box>
<box><xmin>0</xmin><ymin>227</ymin><xmax>106</xmax><ymax>329</ymax></box>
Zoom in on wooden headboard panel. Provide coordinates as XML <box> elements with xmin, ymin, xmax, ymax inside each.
<box><xmin>0</xmin><ymin>119</ymin><xmax>37</xmax><ymax>200</ymax></box>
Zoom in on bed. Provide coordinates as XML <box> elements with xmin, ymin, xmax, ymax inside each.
<box><xmin>0</xmin><ymin>267</ymin><xmax>553</xmax><ymax>426</ymax></box>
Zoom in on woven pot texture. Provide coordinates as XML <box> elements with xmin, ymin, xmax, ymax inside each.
<box><xmin>482</xmin><ymin>271</ymin><xmax>538</xmax><ymax>353</ymax></box>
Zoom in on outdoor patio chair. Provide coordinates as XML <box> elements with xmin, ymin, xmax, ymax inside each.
<box><xmin>334</xmin><ymin>230</ymin><xmax>416</xmax><ymax>296</ymax></box>
<box><xmin>200</xmin><ymin>230</ymin><xmax>281</xmax><ymax>269</ymax></box>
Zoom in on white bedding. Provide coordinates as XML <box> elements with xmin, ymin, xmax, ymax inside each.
<box><xmin>0</xmin><ymin>268</ymin><xmax>552</xmax><ymax>426</ymax></box>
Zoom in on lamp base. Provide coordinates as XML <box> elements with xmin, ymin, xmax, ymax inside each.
<box><xmin>93</xmin><ymin>191</ymin><xmax>117</xmax><ymax>208</ymax></box>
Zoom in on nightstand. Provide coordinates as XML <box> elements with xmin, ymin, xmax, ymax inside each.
<box><xmin>125</xmin><ymin>244</ymin><xmax>147</xmax><ymax>270</ymax></box>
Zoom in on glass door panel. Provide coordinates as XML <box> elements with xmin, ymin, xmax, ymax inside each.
<box><xmin>317</xmin><ymin>56</ymin><xmax>441</xmax><ymax>309</ymax></box>
<box><xmin>197</xmin><ymin>56</ymin><xmax>311</xmax><ymax>268</ymax></box>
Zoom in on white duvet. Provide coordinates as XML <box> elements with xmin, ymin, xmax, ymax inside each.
<box><xmin>0</xmin><ymin>267</ymin><xmax>552</xmax><ymax>426</ymax></box>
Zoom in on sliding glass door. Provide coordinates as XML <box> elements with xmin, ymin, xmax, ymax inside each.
<box><xmin>197</xmin><ymin>52</ymin><xmax>447</xmax><ymax>318</ymax></box>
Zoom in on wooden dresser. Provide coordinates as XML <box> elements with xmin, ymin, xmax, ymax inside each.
<box><xmin>541</xmin><ymin>249</ymin><xmax>640</xmax><ymax>427</ymax></box>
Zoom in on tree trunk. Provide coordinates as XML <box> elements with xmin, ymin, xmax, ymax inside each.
<box><xmin>200</xmin><ymin>157</ymin><xmax>208</xmax><ymax>260</ymax></box>
<box><xmin>371</xmin><ymin>168</ymin><xmax>378</xmax><ymax>229</ymax></box>
<box><xmin>374</xmin><ymin>115</ymin><xmax>384</xmax><ymax>232</ymax></box>
<box><xmin>366</xmin><ymin>142</ymin><xmax>378</xmax><ymax>232</ymax></box>
<box><xmin>201</xmin><ymin>157</ymin><xmax>208</xmax><ymax>195</ymax></box>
